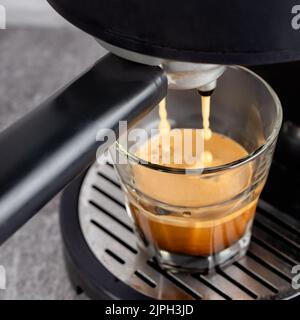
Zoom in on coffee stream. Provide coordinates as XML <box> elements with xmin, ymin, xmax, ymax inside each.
<box><xmin>201</xmin><ymin>95</ymin><xmax>213</xmax><ymax>163</ymax></box>
<box><xmin>155</xmin><ymin>94</ymin><xmax>233</xmax><ymax>167</ymax></box>
<box><xmin>201</xmin><ymin>95</ymin><xmax>212</xmax><ymax>141</ymax></box>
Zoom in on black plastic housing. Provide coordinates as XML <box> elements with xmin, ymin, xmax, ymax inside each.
<box><xmin>48</xmin><ymin>0</ymin><xmax>300</xmax><ymax>65</ymax></box>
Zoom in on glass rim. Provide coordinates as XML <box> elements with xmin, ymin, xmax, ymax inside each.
<box><xmin>115</xmin><ymin>66</ymin><xmax>283</xmax><ymax>175</ymax></box>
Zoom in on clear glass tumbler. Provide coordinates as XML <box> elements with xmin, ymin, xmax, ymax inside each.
<box><xmin>111</xmin><ymin>66</ymin><xmax>282</xmax><ymax>273</ymax></box>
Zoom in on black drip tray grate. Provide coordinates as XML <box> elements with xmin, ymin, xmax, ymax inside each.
<box><xmin>61</xmin><ymin>162</ymin><xmax>300</xmax><ymax>300</ymax></box>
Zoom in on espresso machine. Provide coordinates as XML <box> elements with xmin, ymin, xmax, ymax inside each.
<box><xmin>0</xmin><ymin>0</ymin><xmax>300</xmax><ymax>299</ymax></box>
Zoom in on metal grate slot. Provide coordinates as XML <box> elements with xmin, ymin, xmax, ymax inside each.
<box><xmin>236</xmin><ymin>256</ymin><xmax>289</xmax><ymax>291</ymax></box>
<box><xmin>97</xmin><ymin>171</ymin><xmax>121</xmax><ymax>190</ymax></box>
<box><xmin>92</xmin><ymin>185</ymin><xmax>125</xmax><ymax>209</ymax></box>
<box><xmin>215</xmin><ymin>268</ymin><xmax>258</xmax><ymax>299</ymax></box>
<box><xmin>251</xmin><ymin>234</ymin><xmax>297</xmax><ymax>266</ymax></box>
<box><xmin>258</xmin><ymin>208</ymin><xmax>300</xmax><ymax>238</ymax></box>
<box><xmin>191</xmin><ymin>274</ymin><xmax>232</xmax><ymax>300</ymax></box>
<box><xmin>97</xmin><ymin>162</ymin><xmax>120</xmax><ymax>183</ymax></box>
<box><xmin>253</xmin><ymin>227</ymin><xmax>300</xmax><ymax>264</ymax></box>
<box><xmin>258</xmin><ymin>200</ymin><xmax>300</xmax><ymax>236</ymax></box>
<box><xmin>106</xmin><ymin>162</ymin><xmax>114</xmax><ymax>168</ymax></box>
<box><xmin>105</xmin><ymin>249</ymin><xmax>125</xmax><ymax>265</ymax></box>
<box><xmin>134</xmin><ymin>270</ymin><xmax>157</xmax><ymax>288</ymax></box>
<box><xmin>217</xmin><ymin>262</ymin><xmax>278</xmax><ymax>298</ymax></box>
<box><xmin>199</xmin><ymin>272</ymin><xmax>255</xmax><ymax>300</ymax></box>
<box><xmin>88</xmin><ymin>188</ymin><xmax>129</xmax><ymax>226</ymax></box>
<box><xmin>76</xmin><ymin>162</ymin><xmax>300</xmax><ymax>300</ymax></box>
<box><xmin>95</xmin><ymin>173</ymin><xmax>124</xmax><ymax>202</ymax></box>
<box><xmin>147</xmin><ymin>260</ymin><xmax>203</xmax><ymax>300</ymax></box>
<box><xmin>170</xmin><ymin>272</ymin><xmax>227</xmax><ymax>300</ymax></box>
<box><xmin>255</xmin><ymin>213</ymin><xmax>300</xmax><ymax>250</ymax></box>
<box><xmin>90</xmin><ymin>219</ymin><xmax>138</xmax><ymax>254</ymax></box>
<box><xmin>233</xmin><ymin>262</ymin><xmax>279</xmax><ymax>294</ymax></box>
<box><xmin>246</xmin><ymin>250</ymin><xmax>292</xmax><ymax>282</ymax></box>
<box><xmin>89</xmin><ymin>200</ymin><xmax>133</xmax><ymax>233</ymax></box>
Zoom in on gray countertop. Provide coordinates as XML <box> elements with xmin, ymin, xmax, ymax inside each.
<box><xmin>0</xmin><ymin>25</ymin><xmax>106</xmax><ymax>299</ymax></box>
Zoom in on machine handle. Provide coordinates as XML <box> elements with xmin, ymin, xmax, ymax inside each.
<box><xmin>0</xmin><ymin>54</ymin><xmax>167</xmax><ymax>245</ymax></box>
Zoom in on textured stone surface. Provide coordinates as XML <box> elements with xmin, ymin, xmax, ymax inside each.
<box><xmin>1</xmin><ymin>0</ymin><xmax>68</xmax><ymax>27</ymax></box>
<box><xmin>0</xmin><ymin>26</ymin><xmax>105</xmax><ymax>299</ymax></box>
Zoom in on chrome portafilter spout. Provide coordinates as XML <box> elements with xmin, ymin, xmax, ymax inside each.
<box><xmin>162</xmin><ymin>61</ymin><xmax>226</xmax><ymax>92</ymax></box>
<box><xmin>97</xmin><ymin>39</ymin><xmax>226</xmax><ymax>94</ymax></box>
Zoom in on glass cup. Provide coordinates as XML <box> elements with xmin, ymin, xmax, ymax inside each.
<box><xmin>110</xmin><ymin>66</ymin><xmax>282</xmax><ymax>273</ymax></box>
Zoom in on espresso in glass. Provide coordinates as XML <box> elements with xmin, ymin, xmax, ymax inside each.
<box><xmin>112</xmin><ymin>66</ymin><xmax>282</xmax><ymax>272</ymax></box>
<box><xmin>131</xmin><ymin>129</ymin><xmax>261</xmax><ymax>258</ymax></box>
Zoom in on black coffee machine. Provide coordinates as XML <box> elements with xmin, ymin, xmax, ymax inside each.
<box><xmin>0</xmin><ymin>0</ymin><xmax>300</xmax><ymax>299</ymax></box>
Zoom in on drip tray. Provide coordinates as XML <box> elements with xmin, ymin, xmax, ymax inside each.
<box><xmin>60</xmin><ymin>162</ymin><xmax>300</xmax><ymax>300</ymax></box>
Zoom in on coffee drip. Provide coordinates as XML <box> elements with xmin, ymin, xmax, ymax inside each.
<box><xmin>155</xmin><ymin>90</ymin><xmax>226</xmax><ymax>167</ymax></box>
